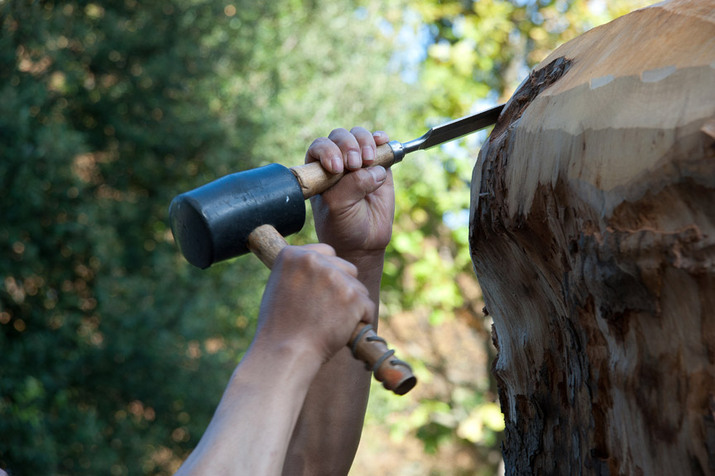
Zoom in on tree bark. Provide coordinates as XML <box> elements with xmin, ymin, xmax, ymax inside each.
<box><xmin>469</xmin><ymin>1</ymin><xmax>715</xmax><ymax>474</ymax></box>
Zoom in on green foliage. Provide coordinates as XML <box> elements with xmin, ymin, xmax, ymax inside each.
<box><xmin>0</xmin><ymin>0</ymin><xmax>414</xmax><ymax>473</ymax></box>
<box><xmin>1</xmin><ymin>1</ymin><xmax>270</xmax><ymax>474</ymax></box>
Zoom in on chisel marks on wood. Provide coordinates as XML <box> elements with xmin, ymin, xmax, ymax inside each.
<box><xmin>641</xmin><ymin>65</ymin><xmax>677</xmax><ymax>83</ymax></box>
<box><xmin>470</xmin><ymin>1</ymin><xmax>715</xmax><ymax>474</ymax></box>
<box><xmin>701</xmin><ymin>119</ymin><xmax>715</xmax><ymax>140</ymax></box>
<box><xmin>590</xmin><ymin>74</ymin><xmax>614</xmax><ymax>90</ymax></box>
<box><xmin>491</xmin><ymin>56</ymin><xmax>573</xmax><ymax>140</ymax></box>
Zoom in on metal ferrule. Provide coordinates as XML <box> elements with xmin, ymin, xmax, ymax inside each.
<box><xmin>388</xmin><ymin>140</ymin><xmax>406</xmax><ymax>164</ymax></box>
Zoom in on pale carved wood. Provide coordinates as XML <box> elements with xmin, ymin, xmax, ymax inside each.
<box><xmin>469</xmin><ymin>1</ymin><xmax>715</xmax><ymax>473</ymax></box>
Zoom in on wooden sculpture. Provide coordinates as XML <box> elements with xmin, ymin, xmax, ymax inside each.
<box><xmin>469</xmin><ymin>1</ymin><xmax>715</xmax><ymax>473</ymax></box>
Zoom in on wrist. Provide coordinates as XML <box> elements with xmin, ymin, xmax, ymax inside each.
<box><xmin>336</xmin><ymin>248</ymin><xmax>386</xmax><ymax>274</ymax></box>
<box><xmin>244</xmin><ymin>334</ymin><xmax>324</xmax><ymax>383</ymax></box>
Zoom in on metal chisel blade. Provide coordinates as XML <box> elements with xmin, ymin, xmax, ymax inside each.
<box><xmin>403</xmin><ymin>104</ymin><xmax>505</xmax><ymax>153</ymax></box>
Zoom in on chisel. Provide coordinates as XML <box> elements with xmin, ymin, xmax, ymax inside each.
<box><xmin>292</xmin><ymin>103</ymin><xmax>505</xmax><ymax>198</ymax></box>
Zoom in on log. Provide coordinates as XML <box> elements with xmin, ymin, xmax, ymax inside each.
<box><xmin>469</xmin><ymin>1</ymin><xmax>715</xmax><ymax>474</ymax></box>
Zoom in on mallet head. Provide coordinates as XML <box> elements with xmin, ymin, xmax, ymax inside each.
<box><xmin>169</xmin><ymin>164</ymin><xmax>306</xmax><ymax>269</ymax></box>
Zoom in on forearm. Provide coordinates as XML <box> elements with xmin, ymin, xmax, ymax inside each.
<box><xmin>282</xmin><ymin>250</ymin><xmax>385</xmax><ymax>475</ymax></box>
<box><xmin>177</xmin><ymin>340</ymin><xmax>321</xmax><ymax>476</ymax></box>
<box><xmin>282</xmin><ymin>349</ymin><xmax>371</xmax><ymax>475</ymax></box>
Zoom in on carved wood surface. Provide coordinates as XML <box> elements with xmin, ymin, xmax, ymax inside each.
<box><xmin>469</xmin><ymin>1</ymin><xmax>715</xmax><ymax>473</ymax></box>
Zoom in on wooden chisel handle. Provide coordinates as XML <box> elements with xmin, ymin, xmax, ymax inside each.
<box><xmin>247</xmin><ymin>224</ymin><xmax>416</xmax><ymax>395</ymax></box>
<box><xmin>289</xmin><ymin>142</ymin><xmax>403</xmax><ymax>199</ymax></box>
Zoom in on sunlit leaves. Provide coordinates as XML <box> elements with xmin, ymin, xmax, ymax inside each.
<box><xmin>0</xmin><ymin>1</ymin><xmax>263</xmax><ymax>473</ymax></box>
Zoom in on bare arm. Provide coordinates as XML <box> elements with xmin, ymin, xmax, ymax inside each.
<box><xmin>175</xmin><ymin>244</ymin><xmax>375</xmax><ymax>476</ymax></box>
<box><xmin>282</xmin><ymin>129</ymin><xmax>395</xmax><ymax>475</ymax></box>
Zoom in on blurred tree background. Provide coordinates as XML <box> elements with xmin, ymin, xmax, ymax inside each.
<box><xmin>0</xmin><ymin>0</ymin><xmax>653</xmax><ymax>474</ymax></box>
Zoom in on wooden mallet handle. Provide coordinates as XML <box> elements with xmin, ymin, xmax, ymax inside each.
<box><xmin>247</xmin><ymin>224</ymin><xmax>417</xmax><ymax>395</ymax></box>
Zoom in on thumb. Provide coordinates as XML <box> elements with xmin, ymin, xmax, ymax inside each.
<box><xmin>326</xmin><ymin>165</ymin><xmax>387</xmax><ymax>204</ymax></box>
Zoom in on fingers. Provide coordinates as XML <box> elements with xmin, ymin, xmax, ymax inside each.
<box><xmin>299</xmin><ymin>242</ymin><xmax>336</xmax><ymax>257</ymax></box>
<box><xmin>305</xmin><ymin>137</ymin><xmax>343</xmax><ymax>174</ymax></box>
<box><xmin>271</xmin><ymin>246</ymin><xmax>367</xmax><ymax>304</ymax></box>
<box><xmin>372</xmin><ymin>130</ymin><xmax>389</xmax><ymax>146</ymax></box>
<box><xmin>299</xmin><ymin>243</ymin><xmax>358</xmax><ymax>277</ymax></box>
<box><xmin>305</xmin><ymin>127</ymin><xmax>390</xmax><ymax>174</ymax></box>
<box><xmin>338</xmin><ymin>127</ymin><xmax>376</xmax><ymax>170</ymax></box>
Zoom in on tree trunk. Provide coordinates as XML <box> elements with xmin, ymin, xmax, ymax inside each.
<box><xmin>469</xmin><ymin>1</ymin><xmax>715</xmax><ymax>474</ymax></box>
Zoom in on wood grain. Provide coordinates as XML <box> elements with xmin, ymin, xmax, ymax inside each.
<box><xmin>470</xmin><ymin>0</ymin><xmax>715</xmax><ymax>473</ymax></box>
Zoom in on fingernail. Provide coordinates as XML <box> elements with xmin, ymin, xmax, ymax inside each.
<box><xmin>347</xmin><ymin>150</ymin><xmax>361</xmax><ymax>169</ymax></box>
<box><xmin>331</xmin><ymin>156</ymin><xmax>343</xmax><ymax>173</ymax></box>
<box><xmin>369</xmin><ymin>165</ymin><xmax>386</xmax><ymax>183</ymax></box>
<box><xmin>362</xmin><ymin>146</ymin><xmax>374</xmax><ymax>162</ymax></box>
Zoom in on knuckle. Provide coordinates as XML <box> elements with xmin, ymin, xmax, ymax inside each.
<box><xmin>276</xmin><ymin>246</ymin><xmax>302</xmax><ymax>268</ymax></box>
<box><xmin>349</xmin><ymin>126</ymin><xmax>369</xmax><ymax>136</ymax></box>
<box><xmin>313</xmin><ymin>243</ymin><xmax>336</xmax><ymax>257</ymax></box>
<box><xmin>307</xmin><ymin>137</ymin><xmax>331</xmax><ymax>153</ymax></box>
<box><xmin>338</xmin><ymin>283</ymin><xmax>358</xmax><ymax>303</ymax></box>
<box><xmin>324</xmin><ymin>267</ymin><xmax>345</xmax><ymax>286</ymax></box>
<box><xmin>328</xmin><ymin>128</ymin><xmax>350</xmax><ymax>139</ymax></box>
<box><xmin>278</xmin><ymin>245</ymin><xmax>299</xmax><ymax>261</ymax></box>
<box><xmin>343</xmin><ymin>261</ymin><xmax>358</xmax><ymax>277</ymax></box>
<box><xmin>350</xmin><ymin>127</ymin><xmax>375</xmax><ymax>149</ymax></box>
<box><xmin>361</xmin><ymin>297</ymin><xmax>375</xmax><ymax>317</ymax></box>
<box><xmin>352</xmin><ymin>168</ymin><xmax>372</xmax><ymax>187</ymax></box>
<box><xmin>301</xmin><ymin>249</ymin><xmax>325</xmax><ymax>271</ymax></box>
